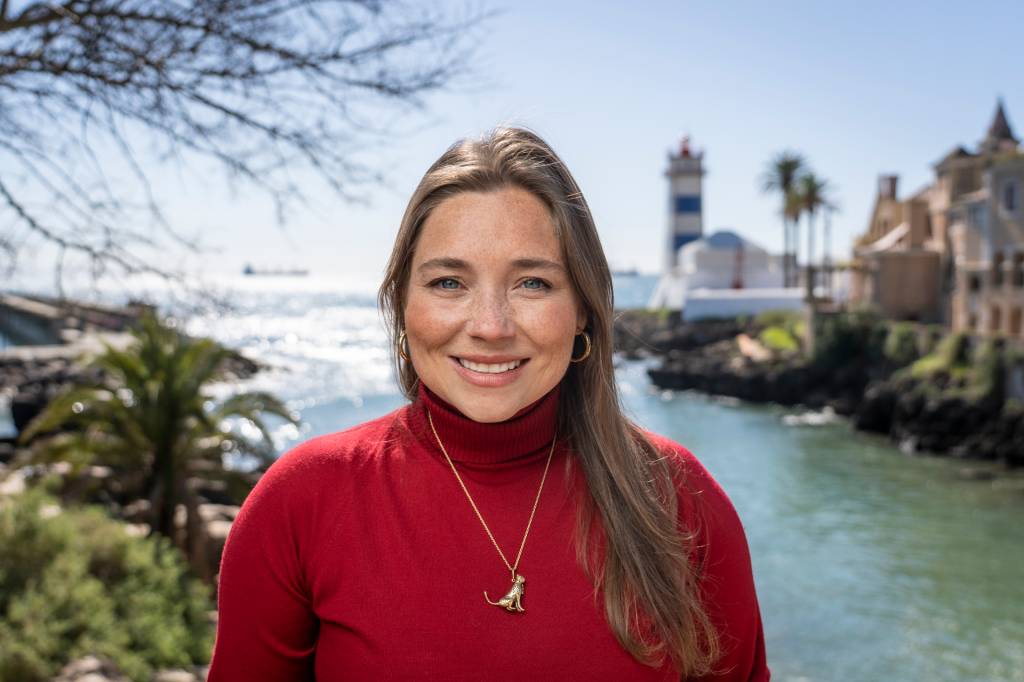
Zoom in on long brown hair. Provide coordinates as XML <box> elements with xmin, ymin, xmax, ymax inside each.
<box><xmin>378</xmin><ymin>127</ymin><xmax>719</xmax><ymax>675</ymax></box>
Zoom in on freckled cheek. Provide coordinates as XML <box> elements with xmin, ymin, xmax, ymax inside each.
<box><xmin>516</xmin><ymin>302</ymin><xmax>579</xmax><ymax>359</ymax></box>
<box><xmin>403</xmin><ymin>296</ymin><xmax>462</xmax><ymax>350</ymax></box>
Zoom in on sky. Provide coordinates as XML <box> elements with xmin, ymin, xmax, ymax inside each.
<box><xmin>8</xmin><ymin>0</ymin><xmax>1024</xmax><ymax>288</ymax></box>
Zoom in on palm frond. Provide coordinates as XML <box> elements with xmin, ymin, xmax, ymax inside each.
<box><xmin>19</xmin><ymin>387</ymin><xmax>113</xmax><ymax>443</ymax></box>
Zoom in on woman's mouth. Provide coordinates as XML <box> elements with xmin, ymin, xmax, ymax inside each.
<box><xmin>450</xmin><ymin>356</ymin><xmax>529</xmax><ymax>387</ymax></box>
<box><xmin>456</xmin><ymin>358</ymin><xmax>524</xmax><ymax>373</ymax></box>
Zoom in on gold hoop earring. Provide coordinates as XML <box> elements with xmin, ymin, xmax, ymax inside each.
<box><xmin>397</xmin><ymin>330</ymin><xmax>411</xmax><ymax>362</ymax></box>
<box><xmin>570</xmin><ymin>331</ymin><xmax>591</xmax><ymax>363</ymax></box>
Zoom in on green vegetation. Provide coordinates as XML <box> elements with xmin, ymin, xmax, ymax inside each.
<box><xmin>812</xmin><ymin>310</ymin><xmax>885</xmax><ymax>369</ymax></box>
<box><xmin>19</xmin><ymin>313</ymin><xmax>296</xmax><ymax>575</ymax></box>
<box><xmin>917</xmin><ymin>325</ymin><xmax>946</xmax><ymax>357</ymax></box>
<box><xmin>967</xmin><ymin>339</ymin><xmax>1005</xmax><ymax>402</ymax></box>
<box><xmin>0</xmin><ymin>489</ymin><xmax>213</xmax><ymax>682</ymax></box>
<box><xmin>650</xmin><ymin>307</ymin><xmax>673</xmax><ymax>325</ymax></box>
<box><xmin>896</xmin><ymin>332</ymin><xmax>1010</xmax><ymax>404</ymax></box>
<box><xmin>759</xmin><ymin>325</ymin><xmax>800</xmax><ymax>353</ymax></box>
<box><xmin>909</xmin><ymin>333</ymin><xmax>971</xmax><ymax>379</ymax></box>
<box><xmin>883</xmin><ymin>322</ymin><xmax>921</xmax><ymax>367</ymax></box>
<box><xmin>791</xmin><ymin>172</ymin><xmax>836</xmax><ymax>286</ymax></box>
<box><xmin>754</xmin><ymin>309</ymin><xmax>806</xmax><ymax>354</ymax></box>
<box><xmin>760</xmin><ymin>151</ymin><xmax>807</xmax><ymax>287</ymax></box>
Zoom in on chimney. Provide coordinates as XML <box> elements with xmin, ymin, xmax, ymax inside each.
<box><xmin>878</xmin><ymin>175</ymin><xmax>899</xmax><ymax>199</ymax></box>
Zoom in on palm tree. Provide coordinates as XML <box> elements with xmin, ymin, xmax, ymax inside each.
<box><xmin>822</xmin><ymin>203</ymin><xmax>840</xmax><ymax>297</ymax></box>
<box><xmin>785</xmin><ymin>187</ymin><xmax>803</xmax><ymax>279</ymax></box>
<box><xmin>761</xmin><ymin>151</ymin><xmax>806</xmax><ymax>287</ymax></box>
<box><xmin>793</xmin><ymin>172</ymin><xmax>834</xmax><ymax>296</ymax></box>
<box><xmin>20</xmin><ymin>313</ymin><xmax>296</xmax><ymax>577</ymax></box>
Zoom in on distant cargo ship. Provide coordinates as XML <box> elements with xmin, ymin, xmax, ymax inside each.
<box><xmin>243</xmin><ymin>263</ymin><xmax>310</xmax><ymax>277</ymax></box>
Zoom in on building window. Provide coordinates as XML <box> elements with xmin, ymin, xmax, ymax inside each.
<box><xmin>969</xmin><ymin>273</ymin><xmax>983</xmax><ymax>292</ymax></box>
<box><xmin>993</xmin><ymin>252</ymin><xmax>1005</xmax><ymax>287</ymax></box>
<box><xmin>1010</xmin><ymin>307</ymin><xmax>1023</xmax><ymax>337</ymax></box>
<box><xmin>969</xmin><ymin>204</ymin><xmax>985</xmax><ymax>231</ymax></box>
<box><xmin>990</xmin><ymin>305</ymin><xmax>1002</xmax><ymax>333</ymax></box>
<box><xmin>1013</xmin><ymin>252</ymin><xmax>1024</xmax><ymax>288</ymax></box>
<box><xmin>968</xmin><ymin>313</ymin><xmax>978</xmax><ymax>330</ymax></box>
<box><xmin>1004</xmin><ymin>181</ymin><xmax>1018</xmax><ymax>212</ymax></box>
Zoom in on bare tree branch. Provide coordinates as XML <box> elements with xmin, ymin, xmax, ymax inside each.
<box><xmin>0</xmin><ymin>0</ymin><xmax>487</xmax><ymax>295</ymax></box>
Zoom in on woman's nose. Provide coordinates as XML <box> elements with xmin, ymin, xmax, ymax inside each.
<box><xmin>466</xmin><ymin>290</ymin><xmax>514</xmax><ymax>340</ymax></box>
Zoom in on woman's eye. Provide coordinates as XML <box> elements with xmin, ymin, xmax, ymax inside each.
<box><xmin>522</xmin><ymin>278</ymin><xmax>550</xmax><ymax>290</ymax></box>
<box><xmin>432</xmin><ymin>278</ymin><xmax>461</xmax><ymax>290</ymax></box>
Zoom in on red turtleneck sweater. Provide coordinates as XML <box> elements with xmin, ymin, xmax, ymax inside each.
<box><xmin>208</xmin><ymin>383</ymin><xmax>769</xmax><ymax>681</ymax></box>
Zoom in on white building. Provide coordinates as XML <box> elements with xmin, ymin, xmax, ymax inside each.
<box><xmin>649</xmin><ymin>138</ymin><xmax>803</xmax><ymax>319</ymax></box>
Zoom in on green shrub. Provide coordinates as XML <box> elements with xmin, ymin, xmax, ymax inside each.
<box><xmin>0</xmin><ymin>490</ymin><xmax>213</xmax><ymax>682</ymax></box>
<box><xmin>812</xmin><ymin>310</ymin><xmax>885</xmax><ymax>369</ymax></box>
<box><xmin>917</xmin><ymin>325</ymin><xmax>945</xmax><ymax>356</ymax></box>
<box><xmin>792</xmin><ymin>319</ymin><xmax>808</xmax><ymax>344</ymax></box>
<box><xmin>883</xmin><ymin>322</ymin><xmax>920</xmax><ymax>367</ymax></box>
<box><xmin>910</xmin><ymin>333</ymin><xmax>970</xmax><ymax>379</ymax></box>
<box><xmin>966</xmin><ymin>338</ymin><xmax>1005</xmax><ymax>402</ymax></box>
<box><xmin>759</xmin><ymin>325</ymin><xmax>799</xmax><ymax>353</ymax></box>
<box><xmin>754</xmin><ymin>309</ymin><xmax>806</xmax><ymax>352</ymax></box>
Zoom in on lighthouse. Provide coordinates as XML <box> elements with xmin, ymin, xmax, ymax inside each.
<box><xmin>663</xmin><ymin>136</ymin><xmax>704</xmax><ymax>271</ymax></box>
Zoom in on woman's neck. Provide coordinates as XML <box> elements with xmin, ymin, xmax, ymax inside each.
<box><xmin>412</xmin><ymin>382</ymin><xmax>561</xmax><ymax>466</ymax></box>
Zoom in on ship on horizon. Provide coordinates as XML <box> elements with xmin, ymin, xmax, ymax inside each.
<box><xmin>243</xmin><ymin>263</ymin><xmax>310</xmax><ymax>277</ymax></box>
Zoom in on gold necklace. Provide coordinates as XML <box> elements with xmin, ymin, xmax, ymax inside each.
<box><xmin>426</xmin><ymin>409</ymin><xmax>556</xmax><ymax>614</ymax></box>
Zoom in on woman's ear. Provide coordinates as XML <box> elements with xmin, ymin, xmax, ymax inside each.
<box><xmin>576</xmin><ymin>309</ymin><xmax>588</xmax><ymax>334</ymax></box>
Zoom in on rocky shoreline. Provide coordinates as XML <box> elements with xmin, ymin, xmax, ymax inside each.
<box><xmin>615</xmin><ymin>309</ymin><xmax>1024</xmax><ymax>468</ymax></box>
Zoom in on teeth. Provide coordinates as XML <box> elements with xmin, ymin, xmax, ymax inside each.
<box><xmin>458</xmin><ymin>358</ymin><xmax>522</xmax><ymax>373</ymax></box>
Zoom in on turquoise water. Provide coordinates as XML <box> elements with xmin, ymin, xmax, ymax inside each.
<box><xmin>617</xmin><ymin>362</ymin><xmax>1024</xmax><ymax>682</ymax></box>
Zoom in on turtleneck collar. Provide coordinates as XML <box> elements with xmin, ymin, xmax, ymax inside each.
<box><xmin>410</xmin><ymin>381</ymin><xmax>561</xmax><ymax>466</ymax></box>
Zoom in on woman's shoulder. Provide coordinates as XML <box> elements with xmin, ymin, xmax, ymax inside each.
<box><xmin>258</xmin><ymin>403</ymin><xmax>411</xmax><ymax>488</ymax></box>
<box><xmin>640</xmin><ymin>431</ymin><xmax>719</xmax><ymax>492</ymax></box>
<box><xmin>638</xmin><ymin>430</ymin><xmax>745</xmax><ymax>537</ymax></box>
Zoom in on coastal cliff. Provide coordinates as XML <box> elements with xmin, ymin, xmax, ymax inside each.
<box><xmin>615</xmin><ymin>309</ymin><xmax>1024</xmax><ymax>467</ymax></box>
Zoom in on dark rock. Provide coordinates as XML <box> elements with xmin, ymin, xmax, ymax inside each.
<box><xmin>854</xmin><ymin>382</ymin><xmax>896</xmax><ymax>433</ymax></box>
<box><xmin>11</xmin><ymin>387</ymin><xmax>49</xmax><ymax>433</ymax></box>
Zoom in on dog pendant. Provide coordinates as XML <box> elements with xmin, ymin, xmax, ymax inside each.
<box><xmin>484</xmin><ymin>573</ymin><xmax>526</xmax><ymax>613</ymax></box>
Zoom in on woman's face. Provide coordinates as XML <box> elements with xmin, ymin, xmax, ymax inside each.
<box><xmin>404</xmin><ymin>186</ymin><xmax>586</xmax><ymax>423</ymax></box>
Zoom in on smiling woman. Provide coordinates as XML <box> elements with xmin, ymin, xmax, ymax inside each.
<box><xmin>209</xmin><ymin>127</ymin><xmax>770</xmax><ymax>681</ymax></box>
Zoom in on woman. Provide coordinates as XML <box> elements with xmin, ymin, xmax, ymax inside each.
<box><xmin>209</xmin><ymin>127</ymin><xmax>769</xmax><ymax>680</ymax></box>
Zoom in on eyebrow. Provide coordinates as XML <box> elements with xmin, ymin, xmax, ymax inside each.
<box><xmin>417</xmin><ymin>257</ymin><xmax>566</xmax><ymax>272</ymax></box>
